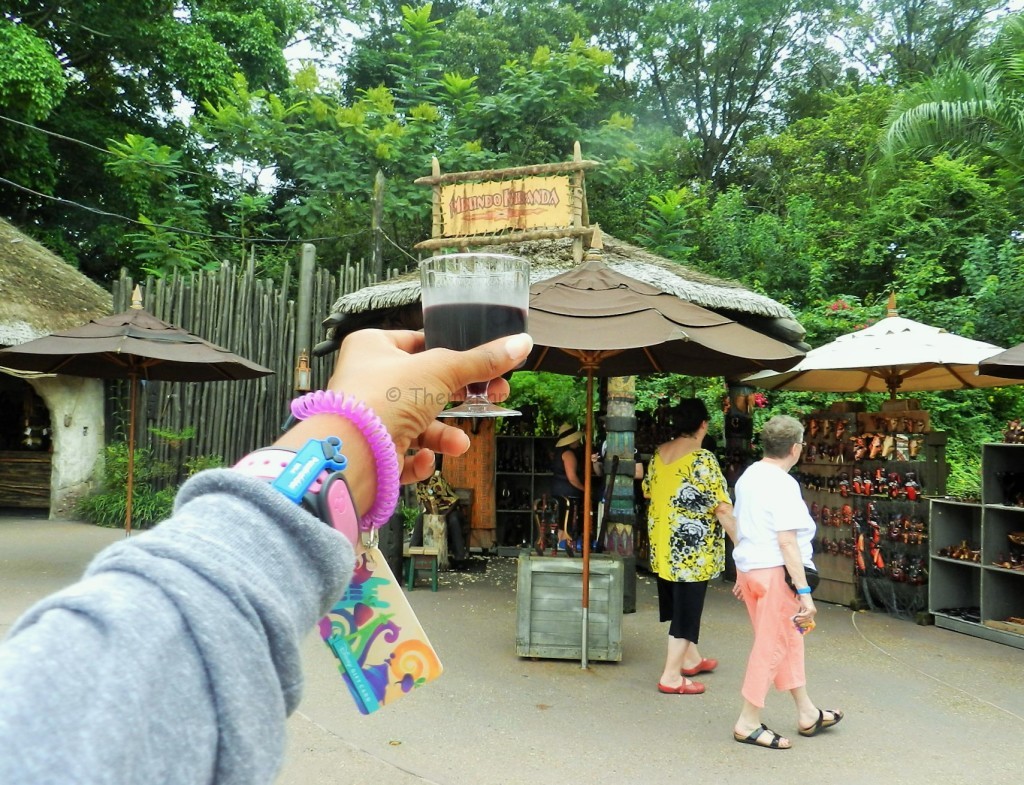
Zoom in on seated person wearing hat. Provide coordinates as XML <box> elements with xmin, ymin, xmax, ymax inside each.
<box><xmin>551</xmin><ymin>423</ymin><xmax>585</xmax><ymax>555</ymax></box>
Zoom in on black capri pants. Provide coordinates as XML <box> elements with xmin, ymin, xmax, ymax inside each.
<box><xmin>656</xmin><ymin>577</ymin><xmax>709</xmax><ymax>642</ymax></box>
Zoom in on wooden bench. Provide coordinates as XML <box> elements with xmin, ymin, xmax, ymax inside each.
<box><xmin>404</xmin><ymin>546</ymin><xmax>439</xmax><ymax>592</ymax></box>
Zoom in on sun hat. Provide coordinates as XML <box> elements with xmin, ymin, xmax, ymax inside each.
<box><xmin>555</xmin><ymin>423</ymin><xmax>583</xmax><ymax>448</ymax></box>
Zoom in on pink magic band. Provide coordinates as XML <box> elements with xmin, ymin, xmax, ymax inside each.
<box><xmin>290</xmin><ymin>390</ymin><xmax>401</xmax><ymax>531</ymax></box>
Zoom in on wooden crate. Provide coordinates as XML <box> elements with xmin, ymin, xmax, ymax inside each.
<box><xmin>515</xmin><ymin>553</ymin><xmax>623</xmax><ymax>661</ymax></box>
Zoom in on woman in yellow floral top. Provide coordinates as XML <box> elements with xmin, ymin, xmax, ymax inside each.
<box><xmin>643</xmin><ymin>399</ymin><xmax>736</xmax><ymax>695</ymax></box>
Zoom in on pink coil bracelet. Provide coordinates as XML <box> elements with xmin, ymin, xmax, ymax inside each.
<box><xmin>290</xmin><ymin>390</ymin><xmax>401</xmax><ymax>531</ymax></box>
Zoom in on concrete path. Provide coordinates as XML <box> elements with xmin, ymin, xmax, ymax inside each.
<box><xmin>2</xmin><ymin>516</ymin><xmax>1022</xmax><ymax>785</ymax></box>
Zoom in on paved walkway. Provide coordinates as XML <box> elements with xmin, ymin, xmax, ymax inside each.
<box><xmin>2</xmin><ymin>515</ymin><xmax>1022</xmax><ymax>785</ymax></box>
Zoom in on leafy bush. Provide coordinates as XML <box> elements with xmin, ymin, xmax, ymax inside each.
<box><xmin>399</xmin><ymin>502</ymin><xmax>421</xmax><ymax>534</ymax></box>
<box><xmin>76</xmin><ymin>441</ymin><xmax>223</xmax><ymax>529</ymax></box>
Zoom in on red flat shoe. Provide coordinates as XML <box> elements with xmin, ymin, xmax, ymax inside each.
<box><xmin>657</xmin><ymin>680</ymin><xmax>705</xmax><ymax>695</ymax></box>
<box><xmin>681</xmin><ymin>658</ymin><xmax>718</xmax><ymax>677</ymax></box>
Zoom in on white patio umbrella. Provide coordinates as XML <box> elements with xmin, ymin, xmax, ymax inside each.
<box><xmin>743</xmin><ymin>296</ymin><xmax>1019</xmax><ymax>397</ymax></box>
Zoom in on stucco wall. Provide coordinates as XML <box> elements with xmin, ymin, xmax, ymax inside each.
<box><xmin>31</xmin><ymin>376</ymin><xmax>105</xmax><ymax>519</ymax></box>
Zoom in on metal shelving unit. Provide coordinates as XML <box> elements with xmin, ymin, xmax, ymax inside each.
<box><xmin>929</xmin><ymin>444</ymin><xmax>1024</xmax><ymax>649</ymax></box>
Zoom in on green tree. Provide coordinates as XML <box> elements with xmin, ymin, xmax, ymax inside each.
<box><xmin>195</xmin><ymin>5</ymin><xmax>634</xmax><ymax>272</ymax></box>
<box><xmin>876</xmin><ymin>12</ymin><xmax>1024</xmax><ymax>188</ymax></box>
<box><xmin>840</xmin><ymin>0</ymin><xmax>1005</xmax><ymax>85</ymax></box>
<box><xmin>583</xmin><ymin>0</ymin><xmax>855</xmax><ymax>186</ymax></box>
<box><xmin>0</xmin><ymin>0</ymin><xmax>328</xmax><ymax>279</ymax></box>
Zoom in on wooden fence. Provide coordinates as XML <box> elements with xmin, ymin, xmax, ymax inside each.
<box><xmin>111</xmin><ymin>254</ymin><xmax>391</xmax><ymax>485</ymax></box>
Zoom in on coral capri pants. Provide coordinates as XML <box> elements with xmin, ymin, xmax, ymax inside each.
<box><xmin>736</xmin><ymin>566</ymin><xmax>806</xmax><ymax>708</ymax></box>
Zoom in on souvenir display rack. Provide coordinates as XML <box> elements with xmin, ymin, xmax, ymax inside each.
<box><xmin>494</xmin><ymin>432</ymin><xmax>556</xmax><ymax>548</ymax></box>
<box><xmin>929</xmin><ymin>443</ymin><xmax>1024</xmax><ymax>649</ymax></box>
<box><xmin>795</xmin><ymin>403</ymin><xmax>946</xmax><ymax>613</ymax></box>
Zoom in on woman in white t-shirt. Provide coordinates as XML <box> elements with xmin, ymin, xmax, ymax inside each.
<box><xmin>731</xmin><ymin>415</ymin><xmax>844</xmax><ymax>750</ymax></box>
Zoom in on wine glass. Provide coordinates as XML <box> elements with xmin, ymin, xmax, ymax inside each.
<box><xmin>420</xmin><ymin>253</ymin><xmax>530</xmax><ymax>417</ymax></box>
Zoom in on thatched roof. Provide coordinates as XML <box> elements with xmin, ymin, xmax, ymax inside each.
<box><xmin>320</xmin><ymin>233</ymin><xmax>807</xmax><ymax>352</ymax></box>
<box><xmin>0</xmin><ymin>218</ymin><xmax>112</xmax><ymax>346</ymax></box>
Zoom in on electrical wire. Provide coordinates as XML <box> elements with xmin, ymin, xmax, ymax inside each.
<box><xmin>0</xmin><ymin>174</ymin><xmax>370</xmax><ymax>245</ymax></box>
<box><xmin>0</xmin><ymin>112</ymin><xmax>359</xmax><ymax>199</ymax></box>
<box><xmin>380</xmin><ymin>229</ymin><xmax>420</xmax><ymax>263</ymax></box>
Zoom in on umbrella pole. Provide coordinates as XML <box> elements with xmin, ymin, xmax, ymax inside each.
<box><xmin>581</xmin><ymin>369</ymin><xmax>595</xmax><ymax>669</ymax></box>
<box><xmin>125</xmin><ymin>376</ymin><xmax>137</xmax><ymax>537</ymax></box>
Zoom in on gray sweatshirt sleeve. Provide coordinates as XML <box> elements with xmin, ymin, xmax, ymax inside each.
<box><xmin>0</xmin><ymin>468</ymin><xmax>355</xmax><ymax>785</ymax></box>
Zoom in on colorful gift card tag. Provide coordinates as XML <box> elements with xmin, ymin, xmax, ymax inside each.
<box><xmin>318</xmin><ymin>546</ymin><xmax>443</xmax><ymax>714</ymax></box>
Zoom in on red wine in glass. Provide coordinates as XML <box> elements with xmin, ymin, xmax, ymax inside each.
<box><xmin>424</xmin><ymin>303</ymin><xmax>527</xmax><ymax>351</ymax></box>
<box><xmin>420</xmin><ymin>254</ymin><xmax>530</xmax><ymax>417</ymax></box>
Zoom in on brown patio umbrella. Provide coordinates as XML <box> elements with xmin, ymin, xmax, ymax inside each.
<box><xmin>525</xmin><ymin>258</ymin><xmax>804</xmax><ymax>666</ymax></box>
<box><xmin>0</xmin><ymin>290</ymin><xmax>273</xmax><ymax>533</ymax></box>
<box><xmin>979</xmin><ymin>342</ymin><xmax>1024</xmax><ymax>380</ymax></box>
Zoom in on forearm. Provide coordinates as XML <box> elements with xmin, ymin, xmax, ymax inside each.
<box><xmin>778</xmin><ymin>536</ymin><xmax>808</xmax><ymax>587</ymax></box>
<box><xmin>715</xmin><ymin>503</ymin><xmax>738</xmax><ymax>545</ymax></box>
<box><xmin>0</xmin><ymin>471</ymin><xmax>354</xmax><ymax>785</ymax></box>
<box><xmin>273</xmin><ymin>411</ymin><xmax>378</xmax><ymax>530</ymax></box>
<box><xmin>778</xmin><ymin>531</ymin><xmax>816</xmax><ymax>616</ymax></box>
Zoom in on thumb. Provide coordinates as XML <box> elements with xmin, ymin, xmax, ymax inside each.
<box><xmin>446</xmin><ymin>333</ymin><xmax>533</xmax><ymax>390</ymax></box>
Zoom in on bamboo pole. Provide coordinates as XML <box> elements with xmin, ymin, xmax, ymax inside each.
<box><xmin>414</xmin><ymin>159</ymin><xmax>600</xmax><ymax>185</ymax></box>
<box><xmin>414</xmin><ymin>226</ymin><xmax>594</xmax><ymax>250</ymax></box>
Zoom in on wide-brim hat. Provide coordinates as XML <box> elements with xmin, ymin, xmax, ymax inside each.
<box><xmin>555</xmin><ymin>423</ymin><xmax>583</xmax><ymax>448</ymax></box>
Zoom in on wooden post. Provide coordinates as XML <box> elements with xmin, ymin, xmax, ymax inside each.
<box><xmin>572</xmin><ymin>141</ymin><xmax>585</xmax><ymax>263</ymax></box>
<box><xmin>422</xmin><ymin>513</ymin><xmax>449</xmax><ymax>570</ymax></box>
<box><xmin>295</xmin><ymin>244</ymin><xmax>315</xmax><ymax>389</ymax></box>
<box><xmin>604</xmin><ymin>375</ymin><xmax>637</xmax><ymax>556</ymax></box>
<box><xmin>430</xmin><ymin>156</ymin><xmax>443</xmax><ymax>250</ymax></box>
<box><xmin>371</xmin><ymin>170</ymin><xmax>386</xmax><ymax>280</ymax></box>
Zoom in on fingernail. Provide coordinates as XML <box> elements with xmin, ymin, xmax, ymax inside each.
<box><xmin>505</xmin><ymin>333</ymin><xmax>533</xmax><ymax>362</ymax></box>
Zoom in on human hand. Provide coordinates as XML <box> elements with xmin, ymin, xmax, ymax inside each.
<box><xmin>794</xmin><ymin>597</ymin><xmax>817</xmax><ymax>622</ymax></box>
<box><xmin>277</xmin><ymin>329</ymin><xmax>533</xmax><ymax>516</ymax></box>
<box><xmin>331</xmin><ymin>329</ymin><xmax>532</xmax><ymax>480</ymax></box>
<box><xmin>732</xmin><ymin>583</ymin><xmax>744</xmax><ymax>601</ymax></box>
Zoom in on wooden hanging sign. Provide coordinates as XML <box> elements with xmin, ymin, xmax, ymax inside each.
<box><xmin>440</xmin><ymin>175</ymin><xmax>571</xmax><ymax>236</ymax></box>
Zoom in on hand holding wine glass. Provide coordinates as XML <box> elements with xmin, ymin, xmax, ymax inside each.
<box><xmin>420</xmin><ymin>253</ymin><xmax>530</xmax><ymax>418</ymax></box>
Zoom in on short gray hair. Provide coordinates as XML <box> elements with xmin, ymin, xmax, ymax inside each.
<box><xmin>760</xmin><ymin>415</ymin><xmax>804</xmax><ymax>459</ymax></box>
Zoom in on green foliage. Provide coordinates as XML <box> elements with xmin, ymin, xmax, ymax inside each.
<box><xmin>0</xmin><ymin>20</ymin><xmax>67</xmax><ymax>121</ymax></box>
<box><xmin>75</xmin><ymin>442</ymin><xmax>177</xmax><ymax>529</ymax></box>
<box><xmin>592</xmin><ymin>0</ymin><xmax>852</xmax><ymax>184</ymax></box>
<box><xmin>633</xmin><ymin>189</ymin><xmax>699</xmax><ymax>261</ymax></box>
<box><xmin>399</xmin><ymin>501</ymin><xmax>420</xmax><ymax>532</ymax></box>
<box><xmin>792</xmin><ymin>295</ymin><xmax>879</xmax><ymax>346</ymax></box>
<box><xmin>507</xmin><ymin>372</ymin><xmax>587</xmax><ymax>435</ymax></box>
<box><xmin>185</xmin><ymin>454</ymin><xmax>227</xmax><ymax>475</ymax></box>
<box><xmin>1</xmin><ymin>0</ymin><xmax>317</xmax><ymax>279</ymax></box>
<box><xmin>149</xmin><ymin>425</ymin><xmax>198</xmax><ymax>445</ymax></box>
<box><xmin>843</xmin><ymin>0</ymin><xmax>1003</xmax><ymax>85</ymax></box>
<box><xmin>76</xmin><ymin>438</ymin><xmax>224</xmax><ymax>529</ymax></box>
<box><xmin>959</xmin><ymin>236</ymin><xmax>1024</xmax><ymax>347</ymax></box>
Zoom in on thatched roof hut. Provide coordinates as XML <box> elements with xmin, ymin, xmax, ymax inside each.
<box><xmin>318</xmin><ymin>233</ymin><xmax>807</xmax><ymax>352</ymax></box>
<box><xmin>0</xmin><ymin>218</ymin><xmax>111</xmax><ymax>345</ymax></box>
<box><xmin>0</xmin><ymin>218</ymin><xmax>112</xmax><ymax>517</ymax></box>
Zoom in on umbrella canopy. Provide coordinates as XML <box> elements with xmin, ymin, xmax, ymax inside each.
<box><xmin>979</xmin><ymin>342</ymin><xmax>1024</xmax><ymax>380</ymax></box>
<box><xmin>743</xmin><ymin>300</ymin><xmax>1018</xmax><ymax>397</ymax></box>
<box><xmin>524</xmin><ymin>257</ymin><xmax>804</xmax><ymax>667</ymax></box>
<box><xmin>0</xmin><ymin>294</ymin><xmax>273</xmax><ymax>533</ymax></box>
<box><xmin>526</xmin><ymin>261</ymin><xmax>805</xmax><ymax>377</ymax></box>
<box><xmin>0</xmin><ymin>308</ymin><xmax>272</xmax><ymax>381</ymax></box>
<box><xmin>318</xmin><ymin>231</ymin><xmax>808</xmax><ymax>354</ymax></box>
